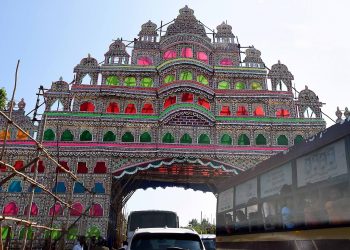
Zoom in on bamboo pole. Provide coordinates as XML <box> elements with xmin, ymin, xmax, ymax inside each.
<box><xmin>0</xmin><ymin>60</ymin><xmax>19</xmax><ymax>161</ymax></box>
<box><xmin>21</xmin><ymin>117</ymin><xmax>46</xmax><ymax>249</ymax></box>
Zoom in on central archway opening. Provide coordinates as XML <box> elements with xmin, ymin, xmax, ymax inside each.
<box><xmin>126</xmin><ymin>187</ymin><xmax>217</xmax><ymax>227</ymax></box>
<box><xmin>110</xmin><ymin>157</ymin><xmax>242</xmax><ymax>245</ymax></box>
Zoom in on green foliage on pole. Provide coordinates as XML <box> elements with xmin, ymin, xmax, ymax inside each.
<box><xmin>0</xmin><ymin>88</ymin><xmax>7</xmax><ymax>110</ymax></box>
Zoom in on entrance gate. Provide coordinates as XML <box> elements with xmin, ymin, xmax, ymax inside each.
<box><xmin>109</xmin><ymin>157</ymin><xmax>242</xmax><ymax>246</ymax></box>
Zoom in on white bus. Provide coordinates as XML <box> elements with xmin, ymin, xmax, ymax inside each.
<box><xmin>127</xmin><ymin>210</ymin><xmax>179</xmax><ymax>241</ymax></box>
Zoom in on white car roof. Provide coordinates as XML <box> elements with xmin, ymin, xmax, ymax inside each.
<box><xmin>133</xmin><ymin>227</ymin><xmax>198</xmax><ymax>235</ymax></box>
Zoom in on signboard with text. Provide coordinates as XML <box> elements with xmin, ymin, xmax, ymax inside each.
<box><xmin>260</xmin><ymin>162</ymin><xmax>292</xmax><ymax>198</ymax></box>
<box><xmin>218</xmin><ymin>188</ymin><xmax>234</xmax><ymax>213</ymax></box>
<box><xmin>297</xmin><ymin>139</ymin><xmax>348</xmax><ymax>187</ymax></box>
<box><xmin>235</xmin><ymin>178</ymin><xmax>257</xmax><ymax>205</ymax></box>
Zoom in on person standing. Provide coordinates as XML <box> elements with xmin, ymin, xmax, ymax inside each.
<box><xmin>73</xmin><ymin>236</ymin><xmax>85</xmax><ymax>250</ymax></box>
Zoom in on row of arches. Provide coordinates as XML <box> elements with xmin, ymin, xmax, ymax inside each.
<box><xmin>43</xmin><ymin>129</ymin><xmax>303</xmax><ymax>146</ymax></box>
<box><xmin>79</xmin><ymin>101</ymin><xmax>156</xmax><ymax>114</ymax></box>
<box><xmin>1</xmin><ymin>225</ymin><xmax>101</xmax><ymax>241</ymax></box>
<box><xmin>163</xmin><ymin>48</ymin><xmax>209</xmax><ymax>63</ymax></box>
<box><xmin>161</xmin><ymin>133</ymin><xmax>303</xmax><ymax>146</ymax></box>
<box><xmin>163</xmin><ymin>94</ymin><xmax>210</xmax><ymax>110</ymax></box>
<box><xmin>102</xmin><ymin>73</ymin><xmax>263</xmax><ymax>90</ymax></box>
<box><xmin>0</xmin><ymin>160</ymin><xmax>106</xmax><ymax>174</ymax></box>
<box><xmin>2</xmin><ymin>180</ymin><xmax>106</xmax><ymax>194</ymax></box>
<box><xmin>106</xmin><ymin>76</ymin><xmax>154</xmax><ymax>87</ymax></box>
<box><xmin>162</xmin><ymin>48</ymin><xmax>235</xmax><ymax>66</ymax></box>
<box><xmin>0</xmin><ymin>129</ymin><xmax>29</xmax><ymax>140</ymax></box>
<box><xmin>76</xmin><ymin>96</ymin><xmax>211</xmax><ymax>114</ymax></box>
<box><xmin>135</xmin><ymin>48</ymin><xmax>236</xmax><ymax>66</ymax></box>
<box><xmin>219</xmin><ymin>105</ymin><xmax>290</xmax><ymax>117</ymax></box>
<box><xmin>55</xmin><ymin>99</ymin><xmax>316</xmax><ymax>119</ymax></box>
<box><xmin>76</xmin><ymin>102</ymin><xmax>291</xmax><ymax>118</ymax></box>
<box><xmin>2</xmin><ymin>201</ymin><xmax>103</xmax><ymax>217</ymax></box>
<box><xmin>163</xmin><ymin>71</ymin><xmax>263</xmax><ymax>90</ymax></box>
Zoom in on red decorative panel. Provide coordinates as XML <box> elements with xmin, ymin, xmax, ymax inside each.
<box><xmin>163</xmin><ymin>50</ymin><xmax>176</xmax><ymax>60</ymax></box>
<box><xmin>70</xmin><ymin>202</ymin><xmax>83</xmax><ymax>216</ymax></box>
<box><xmin>107</xmin><ymin>102</ymin><xmax>120</xmax><ymax>113</ymax></box>
<box><xmin>220</xmin><ymin>106</ymin><xmax>231</xmax><ymax>116</ymax></box>
<box><xmin>164</xmin><ymin>96</ymin><xmax>176</xmax><ymax>109</ymax></box>
<box><xmin>181</xmin><ymin>48</ymin><xmax>193</xmax><ymax>58</ymax></box>
<box><xmin>56</xmin><ymin>161</ymin><xmax>69</xmax><ymax>173</ymax></box>
<box><xmin>77</xmin><ymin>162</ymin><xmax>88</xmax><ymax>174</ymax></box>
<box><xmin>80</xmin><ymin>102</ymin><xmax>95</xmax><ymax>112</ymax></box>
<box><xmin>198</xmin><ymin>98</ymin><xmax>210</xmax><ymax>110</ymax></box>
<box><xmin>125</xmin><ymin>104</ymin><xmax>137</xmax><ymax>114</ymax></box>
<box><xmin>181</xmin><ymin>93</ymin><xmax>194</xmax><ymax>103</ymax></box>
<box><xmin>141</xmin><ymin>103</ymin><xmax>154</xmax><ymax>114</ymax></box>
<box><xmin>237</xmin><ymin>106</ymin><xmax>248</xmax><ymax>116</ymax></box>
<box><xmin>3</xmin><ymin>202</ymin><xmax>19</xmax><ymax>216</ymax></box>
<box><xmin>137</xmin><ymin>56</ymin><xmax>153</xmax><ymax>65</ymax></box>
<box><xmin>94</xmin><ymin>162</ymin><xmax>107</xmax><ymax>174</ymax></box>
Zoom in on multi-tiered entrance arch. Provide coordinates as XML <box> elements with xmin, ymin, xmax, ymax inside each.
<box><xmin>0</xmin><ymin>5</ymin><xmax>326</xmax><ymax>248</ymax></box>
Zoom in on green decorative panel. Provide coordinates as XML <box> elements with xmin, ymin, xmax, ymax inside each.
<box><xmin>80</xmin><ymin>130</ymin><xmax>92</xmax><ymax>141</ymax></box>
<box><xmin>124</xmin><ymin>77</ymin><xmax>136</xmax><ymax>87</ymax></box>
<box><xmin>44</xmin><ymin>129</ymin><xmax>55</xmax><ymax>141</ymax></box>
<box><xmin>198</xmin><ymin>134</ymin><xmax>210</xmax><ymax>144</ymax></box>
<box><xmin>45</xmin><ymin>227</ymin><xmax>61</xmax><ymax>240</ymax></box>
<box><xmin>122</xmin><ymin>132</ymin><xmax>134</xmax><ymax>142</ymax></box>
<box><xmin>294</xmin><ymin>135</ymin><xmax>304</xmax><ymax>144</ymax></box>
<box><xmin>103</xmin><ymin>131</ymin><xmax>116</xmax><ymax>142</ymax></box>
<box><xmin>235</xmin><ymin>82</ymin><xmax>245</xmax><ymax>90</ymax></box>
<box><xmin>180</xmin><ymin>133</ymin><xmax>192</xmax><ymax>144</ymax></box>
<box><xmin>180</xmin><ymin>71</ymin><xmax>193</xmax><ymax>81</ymax></box>
<box><xmin>86</xmin><ymin>226</ymin><xmax>100</xmax><ymax>238</ymax></box>
<box><xmin>67</xmin><ymin>227</ymin><xmax>78</xmax><ymax>241</ymax></box>
<box><xmin>196</xmin><ymin>75</ymin><xmax>208</xmax><ymax>85</ymax></box>
<box><xmin>61</xmin><ymin>130</ymin><xmax>74</xmax><ymax>141</ymax></box>
<box><xmin>141</xmin><ymin>77</ymin><xmax>154</xmax><ymax>87</ymax></box>
<box><xmin>277</xmin><ymin>135</ymin><xmax>288</xmax><ymax>145</ymax></box>
<box><xmin>220</xmin><ymin>134</ymin><xmax>232</xmax><ymax>145</ymax></box>
<box><xmin>218</xmin><ymin>81</ymin><xmax>229</xmax><ymax>89</ymax></box>
<box><xmin>164</xmin><ymin>75</ymin><xmax>175</xmax><ymax>83</ymax></box>
<box><xmin>162</xmin><ymin>133</ymin><xmax>174</xmax><ymax>143</ymax></box>
<box><xmin>238</xmin><ymin>134</ymin><xmax>250</xmax><ymax>145</ymax></box>
<box><xmin>256</xmin><ymin>134</ymin><xmax>267</xmax><ymax>145</ymax></box>
<box><xmin>140</xmin><ymin>132</ymin><xmax>152</xmax><ymax>142</ymax></box>
<box><xmin>19</xmin><ymin>227</ymin><xmax>33</xmax><ymax>240</ymax></box>
<box><xmin>251</xmin><ymin>82</ymin><xmax>262</xmax><ymax>90</ymax></box>
<box><xmin>106</xmin><ymin>76</ymin><xmax>119</xmax><ymax>85</ymax></box>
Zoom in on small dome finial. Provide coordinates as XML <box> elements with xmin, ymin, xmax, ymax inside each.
<box><xmin>59</xmin><ymin>76</ymin><xmax>63</xmax><ymax>81</ymax></box>
<box><xmin>18</xmin><ymin>98</ymin><xmax>26</xmax><ymax>110</ymax></box>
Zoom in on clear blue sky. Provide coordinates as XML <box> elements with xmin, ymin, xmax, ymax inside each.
<box><xmin>1</xmin><ymin>0</ymin><xmax>350</xmax><ymax>226</ymax></box>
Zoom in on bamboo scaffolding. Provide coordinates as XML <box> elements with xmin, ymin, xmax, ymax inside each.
<box><xmin>0</xmin><ymin>61</ymin><xmax>98</xmax><ymax>250</ymax></box>
<box><xmin>0</xmin><ymin>216</ymin><xmax>63</xmax><ymax>232</ymax></box>
<box><xmin>0</xmin><ymin>110</ymin><xmax>77</xmax><ymax>180</ymax></box>
<box><xmin>0</xmin><ymin>161</ymin><xmax>73</xmax><ymax>210</ymax></box>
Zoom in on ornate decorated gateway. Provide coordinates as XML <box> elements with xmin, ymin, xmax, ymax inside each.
<box><xmin>1</xmin><ymin>5</ymin><xmax>325</xmax><ymax>247</ymax></box>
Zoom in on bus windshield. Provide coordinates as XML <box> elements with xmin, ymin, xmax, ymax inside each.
<box><xmin>128</xmin><ymin>211</ymin><xmax>179</xmax><ymax>232</ymax></box>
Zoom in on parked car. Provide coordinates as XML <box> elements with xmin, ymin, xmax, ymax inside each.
<box><xmin>127</xmin><ymin>227</ymin><xmax>205</xmax><ymax>250</ymax></box>
<box><xmin>200</xmin><ymin>234</ymin><xmax>216</xmax><ymax>250</ymax></box>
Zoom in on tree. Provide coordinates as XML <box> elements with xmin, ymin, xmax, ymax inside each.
<box><xmin>185</xmin><ymin>218</ymin><xmax>216</xmax><ymax>234</ymax></box>
<box><xmin>0</xmin><ymin>88</ymin><xmax>6</xmax><ymax>110</ymax></box>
